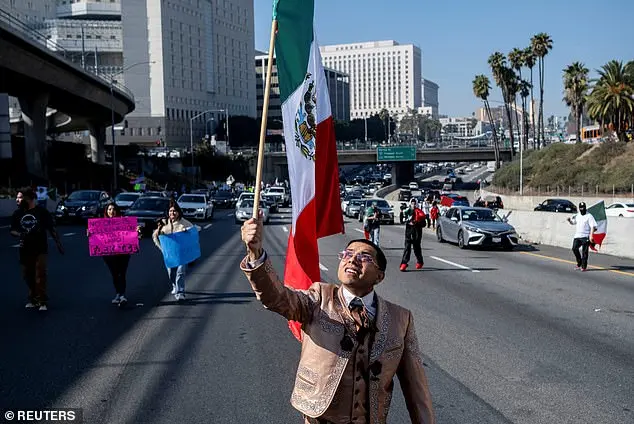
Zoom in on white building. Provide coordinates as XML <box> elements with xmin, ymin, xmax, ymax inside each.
<box><xmin>440</xmin><ymin>117</ymin><xmax>483</xmax><ymax>140</ymax></box>
<box><xmin>120</xmin><ymin>0</ymin><xmax>256</xmax><ymax>147</ymax></box>
<box><xmin>320</xmin><ymin>40</ymin><xmax>422</xmax><ymax>120</ymax></box>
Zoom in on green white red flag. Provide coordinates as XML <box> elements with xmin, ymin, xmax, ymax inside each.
<box><xmin>273</xmin><ymin>0</ymin><xmax>344</xmax><ymax>340</ymax></box>
<box><xmin>587</xmin><ymin>200</ymin><xmax>607</xmax><ymax>251</ymax></box>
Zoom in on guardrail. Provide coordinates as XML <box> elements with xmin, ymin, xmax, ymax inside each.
<box><xmin>261</xmin><ymin>140</ymin><xmax>501</xmax><ymax>153</ymax></box>
<box><xmin>0</xmin><ymin>9</ymin><xmax>133</xmax><ymax>99</ymax></box>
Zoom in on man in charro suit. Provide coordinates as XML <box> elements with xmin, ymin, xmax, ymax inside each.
<box><xmin>241</xmin><ymin>215</ymin><xmax>435</xmax><ymax>424</ymax></box>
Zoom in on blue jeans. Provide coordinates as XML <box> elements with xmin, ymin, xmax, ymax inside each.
<box><xmin>167</xmin><ymin>264</ymin><xmax>187</xmax><ymax>294</ymax></box>
<box><xmin>370</xmin><ymin>227</ymin><xmax>380</xmax><ymax>247</ymax></box>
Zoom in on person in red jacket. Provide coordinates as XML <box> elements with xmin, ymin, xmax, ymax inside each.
<box><xmin>400</xmin><ymin>198</ymin><xmax>426</xmax><ymax>271</ymax></box>
<box><xmin>430</xmin><ymin>201</ymin><xmax>440</xmax><ymax>229</ymax></box>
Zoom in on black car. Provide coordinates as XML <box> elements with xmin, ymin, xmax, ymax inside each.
<box><xmin>398</xmin><ymin>188</ymin><xmax>412</xmax><ymax>201</ymax></box>
<box><xmin>534</xmin><ymin>198</ymin><xmax>577</xmax><ymax>213</ymax></box>
<box><xmin>474</xmin><ymin>195</ymin><xmax>504</xmax><ymax>210</ymax></box>
<box><xmin>125</xmin><ymin>197</ymin><xmax>172</xmax><ymax>233</ymax></box>
<box><xmin>55</xmin><ymin>190</ymin><xmax>111</xmax><ymax>222</ymax></box>
<box><xmin>212</xmin><ymin>190</ymin><xmax>236</xmax><ymax>208</ymax></box>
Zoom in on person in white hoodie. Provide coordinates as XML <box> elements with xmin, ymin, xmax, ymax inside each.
<box><xmin>153</xmin><ymin>201</ymin><xmax>195</xmax><ymax>300</ymax></box>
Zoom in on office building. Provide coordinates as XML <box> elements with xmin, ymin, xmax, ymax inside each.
<box><xmin>422</xmin><ymin>79</ymin><xmax>439</xmax><ymax>118</ymax></box>
<box><xmin>320</xmin><ymin>40</ymin><xmax>422</xmax><ymax>119</ymax></box>
<box><xmin>120</xmin><ymin>0</ymin><xmax>256</xmax><ymax>147</ymax></box>
<box><xmin>255</xmin><ymin>54</ymin><xmax>350</xmax><ymax>121</ymax></box>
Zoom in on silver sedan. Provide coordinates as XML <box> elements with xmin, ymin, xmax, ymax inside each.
<box><xmin>234</xmin><ymin>199</ymin><xmax>270</xmax><ymax>224</ymax></box>
<box><xmin>436</xmin><ymin>206</ymin><xmax>519</xmax><ymax>250</ymax></box>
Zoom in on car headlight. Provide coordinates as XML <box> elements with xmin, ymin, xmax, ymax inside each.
<box><xmin>196</xmin><ymin>208</ymin><xmax>204</xmax><ymax>212</ymax></box>
<box><xmin>464</xmin><ymin>225</ymin><xmax>483</xmax><ymax>233</ymax></box>
<box><xmin>57</xmin><ymin>205</ymin><xmax>65</xmax><ymax>211</ymax></box>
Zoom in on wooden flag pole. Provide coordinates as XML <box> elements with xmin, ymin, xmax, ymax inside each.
<box><xmin>253</xmin><ymin>19</ymin><xmax>278</xmax><ymax>219</ymax></box>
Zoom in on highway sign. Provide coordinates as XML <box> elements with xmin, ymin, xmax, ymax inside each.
<box><xmin>376</xmin><ymin>146</ymin><xmax>416</xmax><ymax>162</ymax></box>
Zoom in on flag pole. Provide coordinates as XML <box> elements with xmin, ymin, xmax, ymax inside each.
<box><xmin>253</xmin><ymin>19</ymin><xmax>278</xmax><ymax>219</ymax></box>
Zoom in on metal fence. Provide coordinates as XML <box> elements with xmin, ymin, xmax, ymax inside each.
<box><xmin>0</xmin><ymin>9</ymin><xmax>133</xmax><ymax>99</ymax></box>
<box><xmin>258</xmin><ymin>139</ymin><xmax>497</xmax><ymax>153</ymax></box>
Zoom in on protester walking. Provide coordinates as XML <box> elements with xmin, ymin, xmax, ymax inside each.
<box><xmin>241</xmin><ymin>215</ymin><xmax>435</xmax><ymax>424</ymax></box>
<box><xmin>153</xmin><ymin>201</ymin><xmax>195</xmax><ymax>300</ymax></box>
<box><xmin>567</xmin><ymin>202</ymin><xmax>597</xmax><ymax>272</ymax></box>
<box><xmin>87</xmin><ymin>202</ymin><xmax>141</xmax><ymax>305</ymax></box>
<box><xmin>365</xmin><ymin>200</ymin><xmax>381</xmax><ymax>246</ymax></box>
<box><xmin>10</xmin><ymin>187</ymin><xmax>64</xmax><ymax>311</ymax></box>
<box><xmin>430</xmin><ymin>201</ymin><xmax>440</xmax><ymax>229</ymax></box>
<box><xmin>400</xmin><ymin>198</ymin><xmax>425</xmax><ymax>271</ymax></box>
<box><xmin>421</xmin><ymin>196</ymin><xmax>431</xmax><ymax>228</ymax></box>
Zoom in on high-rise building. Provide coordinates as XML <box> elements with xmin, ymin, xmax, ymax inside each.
<box><xmin>320</xmin><ymin>40</ymin><xmax>422</xmax><ymax>120</ymax></box>
<box><xmin>422</xmin><ymin>79</ymin><xmax>439</xmax><ymax>118</ymax></box>
<box><xmin>120</xmin><ymin>0</ymin><xmax>256</xmax><ymax>147</ymax></box>
<box><xmin>255</xmin><ymin>54</ymin><xmax>350</xmax><ymax>122</ymax></box>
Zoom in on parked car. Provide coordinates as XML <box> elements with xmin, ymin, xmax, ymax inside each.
<box><xmin>357</xmin><ymin>199</ymin><xmax>395</xmax><ymax>225</ymax></box>
<box><xmin>436</xmin><ymin>206</ymin><xmax>518</xmax><ymax>250</ymax></box>
<box><xmin>474</xmin><ymin>195</ymin><xmax>504</xmax><ymax>210</ymax></box>
<box><xmin>125</xmin><ymin>196</ymin><xmax>172</xmax><ymax>233</ymax></box>
<box><xmin>114</xmin><ymin>192</ymin><xmax>141</xmax><ymax>211</ymax></box>
<box><xmin>345</xmin><ymin>199</ymin><xmax>364</xmax><ymax>218</ymax></box>
<box><xmin>398</xmin><ymin>189</ymin><xmax>412</xmax><ymax>201</ymax></box>
<box><xmin>341</xmin><ymin>195</ymin><xmax>362</xmax><ymax>213</ymax></box>
<box><xmin>55</xmin><ymin>190</ymin><xmax>111</xmax><ymax>222</ymax></box>
<box><xmin>235</xmin><ymin>199</ymin><xmax>270</xmax><ymax>224</ymax></box>
<box><xmin>177</xmin><ymin>194</ymin><xmax>214</xmax><ymax>220</ymax></box>
<box><xmin>212</xmin><ymin>190</ymin><xmax>236</xmax><ymax>209</ymax></box>
<box><xmin>534</xmin><ymin>199</ymin><xmax>577</xmax><ymax>213</ymax></box>
<box><xmin>408</xmin><ymin>181</ymin><xmax>419</xmax><ymax>190</ymax></box>
<box><xmin>605</xmin><ymin>202</ymin><xmax>634</xmax><ymax>218</ymax></box>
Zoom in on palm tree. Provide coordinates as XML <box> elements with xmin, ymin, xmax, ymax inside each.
<box><xmin>379</xmin><ymin>108</ymin><xmax>389</xmax><ymax>142</ymax></box>
<box><xmin>519</xmin><ymin>80</ymin><xmax>531</xmax><ymax>150</ymax></box>
<box><xmin>488</xmin><ymin>52</ymin><xmax>515</xmax><ymax>154</ymax></box>
<box><xmin>509</xmin><ymin>48</ymin><xmax>526</xmax><ymax>148</ymax></box>
<box><xmin>531</xmin><ymin>33</ymin><xmax>553</xmax><ymax>148</ymax></box>
<box><xmin>563</xmin><ymin>62</ymin><xmax>589</xmax><ymax>144</ymax></box>
<box><xmin>524</xmin><ymin>47</ymin><xmax>537</xmax><ymax>149</ymax></box>
<box><xmin>587</xmin><ymin>60</ymin><xmax>634</xmax><ymax>142</ymax></box>
<box><xmin>473</xmin><ymin>74</ymin><xmax>500</xmax><ymax>169</ymax></box>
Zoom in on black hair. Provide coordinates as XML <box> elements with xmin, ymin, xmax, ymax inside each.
<box><xmin>168</xmin><ymin>199</ymin><xmax>183</xmax><ymax>218</ymax></box>
<box><xmin>346</xmin><ymin>238</ymin><xmax>387</xmax><ymax>271</ymax></box>
<box><xmin>103</xmin><ymin>201</ymin><xmax>122</xmax><ymax>218</ymax></box>
<box><xmin>18</xmin><ymin>187</ymin><xmax>36</xmax><ymax>201</ymax></box>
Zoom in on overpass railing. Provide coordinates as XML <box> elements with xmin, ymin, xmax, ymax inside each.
<box><xmin>260</xmin><ymin>139</ymin><xmax>501</xmax><ymax>153</ymax></box>
<box><xmin>0</xmin><ymin>9</ymin><xmax>133</xmax><ymax>99</ymax></box>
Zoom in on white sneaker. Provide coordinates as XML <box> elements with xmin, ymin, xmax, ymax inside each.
<box><xmin>25</xmin><ymin>302</ymin><xmax>37</xmax><ymax>309</ymax></box>
<box><xmin>176</xmin><ymin>293</ymin><xmax>186</xmax><ymax>301</ymax></box>
<box><xmin>171</xmin><ymin>286</ymin><xmax>177</xmax><ymax>295</ymax></box>
<box><xmin>111</xmin><ymin>294</ymin><xmax>121</xmax><ymax>304</ymax></box>
<box><xmin>38</xmin><ymin>305</ymin><xmax>48</xmax><ymax>311</ymax></box>
<box><xmin>118</xmin><ymin>295</ymin><xmax>128</xmax><ymax>304</ymax></box>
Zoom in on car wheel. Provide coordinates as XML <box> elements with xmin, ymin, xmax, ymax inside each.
<box><xmin>619</xmin><ymin>214</ymin><xmax>624</xmax><ymax>217</ymax></box>
<box><xmin>436</xmin><ymin>226</ymin><xmax>444</xmax><ymax>243</ymax></box>
<box><xmin>503</xmin><ymin>243</ymin><xmax>514</xmax><ymax>251</ymax></box>
<box><xmin>458</xmin><ymin>230</ymin><xmax>467</xmax><ymax>249</ymax></box>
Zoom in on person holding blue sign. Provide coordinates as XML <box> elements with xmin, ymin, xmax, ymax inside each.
<box><xmin>153</xmin><ymin>201</ymin><xmax>198</xmax><ymax>301</ymax></box>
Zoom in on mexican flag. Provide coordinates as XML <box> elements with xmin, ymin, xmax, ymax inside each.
<box><xmin>588</xmin><ymin>200</ymin><xmax>607</xmax><ymax>251</ymax></box>
<box><xmin>273</xmin><ymin>0</ymin><xmax>344</xmax><ymax>340</ymax></box>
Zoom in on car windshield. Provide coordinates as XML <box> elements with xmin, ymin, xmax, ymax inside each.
<box><xmin>269</xmin><ymin>188</ymin><xmax>284</xmax><ymax>193</ymax></box>
<box><xmin>131</xmin><ymin>198</ymin><xmax>170</xmax><ymax>211</ymax></box>
<box><xmin>241</xmin><ymin>200</ymin><xmax>254</xmax><ymax>208</ymax></box>
<box><xmin>368</xmin><ymin>200</ymin><xmax>389</xmax><ymax>208</ymax></box>
<box><xmin>350</xmin><ymin>200</ymin><xmax>363</xmax><ymax>206</ymax></box>
<box><xmin>215</xmin><ymin>191</ymin><xmax>233</xmax><ymax>199</ymax></box>
<box><xmin>179</xmin><ymin>195</ymin><xmax>205</xmax><ymax>203</ymax></box>
<box><xmin>68</xmin><ymin>191</ymin><xmax>100</xmax><ymax>201</ymax></box>
<box><xmin>461</xmin><ymin>208</ymin><xmax>502</xmax><ymax>222</ymax></box>
<box><xmin>627</xmin><ymin>203</ymin><xmax>634</xmax><ymax>208</ymax></box>
<box><xmin>115</xmin><ymin>193</ymin><xmax>139</xmax><ymax>202</ymax></box>
<box><xmin>143</xmin><ymin>192</ymin><xmax>163</xmax><ymax>197</ymax></box>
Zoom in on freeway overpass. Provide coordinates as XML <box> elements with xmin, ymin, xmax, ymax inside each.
<box><xmin>0</xmin><ymin>10</ymin><xmax>135</xmax><ymax>178</ymax></box>
<box><xmin>260</xmin><ymin>145</ymin><xmax>512</xmax><ymax>185</ymax></box>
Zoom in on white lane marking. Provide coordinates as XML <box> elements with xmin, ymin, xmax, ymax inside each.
<box><xmin>226</xmin><ymin>212</ymin><xmax>234</xmax><ymax>217</ymax></box>
<box><xmin>203</xmin><ymin>223</ymin><xmax>212</xmax><ymax>230</ymax></box>
<box><xmin>319</xmin><ymin>263</ymin><xmax>328</xmax><ymax>271</ymax></box>
<box><xmin>354</xmin><ymin>228</ymin><xmax>365</xmax><ymax>234</ymax></box>
<box><xmin>195</xmin><ymin>225</ymin><xmax>202</xmax><ymax>232</ymax></box>
<box><xmin>11</xmin><ymin>244</ymin><xmax>20</xmax><ymax>248</ymax></box>
<box><xmin>282</xmin><ymin>226</ymin><xmax>289</xmax><ymax>233</ymax></box>
<box><xmin>0</xmin><ymin>225</ymin><xmax>10</xmax><ymax>229</ymax></box>
<box><xmin>430</xmin><ymin>256</ymin><xmax>480</xmax><ymax>273</ymax></box>
<box><xmin>63</xmin><ymin>232</ymin><xmax>76</xmax><ymax>237</ymax></box>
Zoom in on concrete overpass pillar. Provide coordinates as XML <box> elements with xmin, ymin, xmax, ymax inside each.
<box><xmin>392</xmin><ymin>162</ymin><xmax>414</xmax><ymax>186</ymax></box>
<box><xmin>0</xmin><ymin>94</ymin><xmax>11</xmax><ymax>159</ymax></box>
<box><xmin>88</xmin><ymin>122</ymin><xmax>106</xmax><ymax>164</ymax></box>
<box><xmin>18</xmin><ymin>93</ymin><xmax>49</xmax><ymax>179</ymax></box>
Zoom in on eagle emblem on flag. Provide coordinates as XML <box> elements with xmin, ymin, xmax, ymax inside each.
<box><xmin>294</xmin><ymin>73</ymin><xmax>317</xmax><ymax>161</ymax></box>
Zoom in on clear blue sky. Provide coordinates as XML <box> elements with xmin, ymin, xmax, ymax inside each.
<box><xmin>254</xmin><ymin>0</ymin><xmax>634</xmax><ymax>119</ymax></box>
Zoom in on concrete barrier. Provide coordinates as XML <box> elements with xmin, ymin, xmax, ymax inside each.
<box><xmin>505</xmin><ymin>209</ymin><xmax>634</xmax><ymax>259</ymax></box>
<box><xmin>478</xmin><ymin>189</ymin><xmax>634</xmax><ymax>212</ymax></box>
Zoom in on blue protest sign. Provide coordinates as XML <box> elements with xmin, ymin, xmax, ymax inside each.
<box><xmin>159</xmin><ymin>228</ymin><xmax>201</xmax><ymax>268</ymax></box>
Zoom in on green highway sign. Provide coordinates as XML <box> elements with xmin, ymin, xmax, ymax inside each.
<box><xmin>376</xmin><ymin>146</ymin><xmax>416</xmax><ymax>162</ymax></box>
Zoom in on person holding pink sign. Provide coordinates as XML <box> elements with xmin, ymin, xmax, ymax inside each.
<box><xmin>87</xmin><ymin>203</ymin><xmax>141</xmax><ymax>306</ymax></box>
<box><xmin>152</xmin><ymin>201</ymin><xmax>195</xmax><ymax>301</ymax></box>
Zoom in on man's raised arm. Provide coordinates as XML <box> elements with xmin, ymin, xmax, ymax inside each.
<box><xmin>240</xmin><ymin>213</ymin><xmax>320</xmax><ymax>324</ymax></box>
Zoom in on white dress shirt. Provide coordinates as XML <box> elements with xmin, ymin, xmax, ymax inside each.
<box><xmin>341</xmin><ymin>286</ymin><xmax>377</xmax><ymax>319</ymax></box>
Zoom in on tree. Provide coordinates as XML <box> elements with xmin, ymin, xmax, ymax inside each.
<box><xmin>509</xmin><ymin>48</ymin><xmax>530</xmax><ymax>150</ymax></box>
<box><xmin>531</xmin><ymin>33</ymin><xmax>553</xmax><ymax>149</ymax></box>
<box><xmin>524</xmin><ymin>47</ymin><xmax>537</xmax><ymax>149</ymax></box>
<box><xmin>563</xmin><ymin>62</ymin><xmax>589</xmax><ymax>144</ymax></box>
<box><xmin>586</xmin><ymin>60</ymin><xmax>634</xmax><ymax>142</ymax></box>
<box><xmin>473</xmin><ymin>74</ymin><xmax>501</xmax><ymax>169</ymax></box>
<box><xmin>488</xmin><ymin>52</ymin><xmax>515</xmax><ymax>154</ymax></box>
<box><xmin>519</xmin><ymin>79</ymin><xmax>531</xmax><ymax>149</ymax></box>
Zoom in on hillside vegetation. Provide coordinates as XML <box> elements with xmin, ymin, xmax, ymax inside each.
<box><xmin>492</xmin><ymin>142</ymin><xmax>634</xmax><ymax>194</ymax></box>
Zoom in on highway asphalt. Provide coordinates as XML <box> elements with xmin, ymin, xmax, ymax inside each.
<box><xmin>1</xmin><ymin>206</ymin><xmax>633</xmax><ymax>423</ymax></box>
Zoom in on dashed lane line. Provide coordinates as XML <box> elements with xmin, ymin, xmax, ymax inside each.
<box><xmin>430</xmin><ymin>256</ymin><xmax>480</xmax><ymax>273</ymax></box>
<box><xmin>0</xmin><ymin>225</ymin><xmax>10</xmax><ymax>229</ymax></box>
<box><xmin>63</xmin><ymin>232</ymin><xmax>76</xmax><ymax>237</ymax></box>
<box><xmin>521</xmin><ymin>252</ymin><xmax>634</xmax><ymax>278</ymax></box>
<box><xmin>226</xmin><ymin>212</ymin><xmax>234</xmax><ymax>217</ymax></box>
<box><xmin>203</xmin><ymin>223</ymin><xmax>213</xmax><ymax>230</ymax></box>
<box><xmin>354</xmin><ymin>228</ymin><xmax>365</xmax><ymax>234</ymax></box>
<box><xmin>282</xmin><ymin>226</ymin><xmax>289</xmax><ymax>233</ymax></box>
<box><xmin>319</xmin><ymin>263</ymin><xmax>328</xmax><ymax>271</ymax></box>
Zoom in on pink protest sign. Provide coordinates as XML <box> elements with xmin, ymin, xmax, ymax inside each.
<box><xmin>88</xmin><ymin>217</ymin><xmax>139</xmax><ymax>257</ymax></box>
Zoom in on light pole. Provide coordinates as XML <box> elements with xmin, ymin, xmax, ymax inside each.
<box><xmin>108</xmin><ymin>60</ymin><xmax>154</xmax><ymax>192</ymax></box>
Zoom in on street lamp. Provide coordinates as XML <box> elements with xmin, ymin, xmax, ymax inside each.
<box><xmin>108</xmin><ymin>60</ymin><xmax>155</xmax><ymax>192</ymax></box>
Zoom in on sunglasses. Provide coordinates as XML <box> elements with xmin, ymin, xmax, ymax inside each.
<box><xmin>338</xmin><ymin>250</ymin><xmax>376</xmax><ymax>266</ymax></box>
